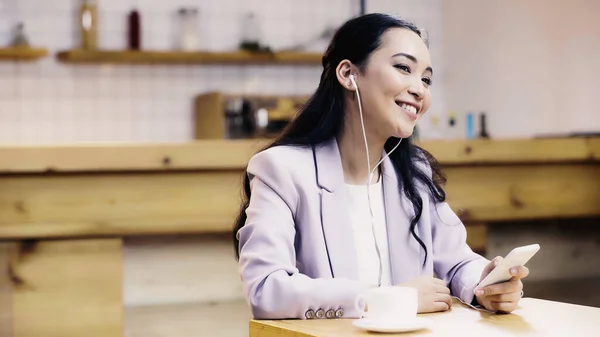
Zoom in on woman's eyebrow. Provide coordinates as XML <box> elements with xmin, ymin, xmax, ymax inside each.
<box><xmin>392</xmin><ymin>52</ymin><xmax>433</xmax><ymax>74</ymax></box>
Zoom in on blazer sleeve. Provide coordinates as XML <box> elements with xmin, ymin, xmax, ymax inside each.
<box><xmin>430</xmin><ymin>200</ymin><xmax>489</xmax><ymax>304</ymax></box>
<box><xmin>236</xmin><ymin>150</ymin><xmax>370</xmax><ymax>319</ymax></box>
<box><xmin>415</xmin><ymin>152</ymin><xmax>488</xmax><ymax>304</ymax></box>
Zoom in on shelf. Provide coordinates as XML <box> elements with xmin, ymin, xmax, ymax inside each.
<box><xmin>0</xmin><ymin>47</ymin><xmax>48</xmax><ymax>61</ymax></box>
<box><xmin>56</xmin><ymin>49</ymin><xmax>323</xmax><ymax>65</ymax></box>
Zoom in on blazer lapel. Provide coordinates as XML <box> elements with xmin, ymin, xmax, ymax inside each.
<box><xmin>381</xmin><ymin>155</ymin><xmax>423</xmax><ymax>284</ymax></box>
<box><xmin>314</xmin><ymin>139</ymin><xmax>359</xmax><ymax>280</ymax></box>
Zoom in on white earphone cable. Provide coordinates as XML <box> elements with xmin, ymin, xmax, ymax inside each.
<box><xmin>351</xmin><ymin>75</ymin><xmax>402</xmax><ymax>287</ymax></box>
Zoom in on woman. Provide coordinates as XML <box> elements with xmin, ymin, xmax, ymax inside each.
<box><xmin>233</xmin><ymin>13</ymin><xmax>529</xmax><ymax>320</ymax></box>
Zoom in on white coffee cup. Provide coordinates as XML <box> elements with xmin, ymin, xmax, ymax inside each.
<box><xmin>356</xmin><ymin>286</ymin><xmax>418</xmax><ymax>323</ymax></box>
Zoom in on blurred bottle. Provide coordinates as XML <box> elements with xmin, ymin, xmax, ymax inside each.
<box><xmin>479</xmin><ymin>112</ymin><xmax>490</xmax><ymax>139</ymax></box>
<box><xmin>466</xmin><ymin>112</ymin><xmax>475</xmax><ymax>139</ymax></box>
<box><xmin>177</xmin><ymin>7</ymin><xmax>199</xmax><ymax>51</ymax></box>
<box><xmin>10</xmin><ymin>22</ymin><xmax>29</xmax><ymax>47</ymax></box>
<box><xmin>80</xmin><ymin>0</ymin><xmax>98</xmax><ymax>50</ymax></box>
<box><xmin>128</xmin><ymin>8</ymin><xmax>141</xmax><ymax>50</ymax></box>
<box><xmin>240</xmin><ymin>12</ymin><xmax>261</xmax><ymax>51</ymax></box>
<box><xmin>225</xmin><ymin>98</ymin><xmax>244</xmax><ymax>139</ymax></box>
<box><xmin>254</xmin><ymin>108</ymin><xmax>269</xmax><ymax>137</ymax></box>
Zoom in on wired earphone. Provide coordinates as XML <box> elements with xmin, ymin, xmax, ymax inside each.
<box><xmin>349</xmin><ymin>74</ymin><xmax>403</xmax><ymax>287</ymax></box>
<box><xmin>347</xmin><ymin>75</ymin><xmax>493</xmax><ymax>311</ymax></box>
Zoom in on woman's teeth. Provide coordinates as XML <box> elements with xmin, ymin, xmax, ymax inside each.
<box><xmin>397</xmin><ymin>102</ymin><xmax>417</xmax><ymax>114</ymax></box>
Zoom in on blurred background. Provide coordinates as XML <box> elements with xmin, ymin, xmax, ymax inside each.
<box><xmin>0</xmin><ymin>0</ymin><xmax>598</xmax><ymax>336</ymax></box>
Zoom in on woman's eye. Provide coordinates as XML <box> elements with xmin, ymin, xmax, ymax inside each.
<box><xmin>394</xmin><ymin>64</ymin><xmax>410</xmax><ymax>73</ymax></box>
<box><xmin>422</xmin><ymin>77</ymin><xmax>432</xmax><ymax>86</ymax></box>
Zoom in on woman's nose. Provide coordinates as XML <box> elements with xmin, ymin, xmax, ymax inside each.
<box><xmin>408</xmin><ymin>76</ymin><xmax>426</xmax><ymax>100</ymax></box>
<box><xmin>408</xmin><ymin>79</ymin><xmax>425</xmax><ymax>99</ymax></box>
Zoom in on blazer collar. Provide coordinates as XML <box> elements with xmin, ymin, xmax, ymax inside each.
<box><xmin>313</xmin><ymin>137</ymin><xmax>398</xmax><ymax>191</ymax></box>
<box><xmin>313</xmin><ymin>138</ymin><xmax>422</xmax><ymax>284</ymax></box>
<box><xmin>381</xmin><ymin>148</ymin><xmax>399</xmax><ymax>186</ymax></box>
<box><xmin>313</xmin><ymin>138</ymin><xmax>345</xmax><ymax>193</ymax></box>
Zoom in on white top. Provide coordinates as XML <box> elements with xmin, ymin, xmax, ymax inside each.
<box><xmin>344</xmin><ymin>178</ymin><xmax>393</xmax><ymax>287</ymax></box>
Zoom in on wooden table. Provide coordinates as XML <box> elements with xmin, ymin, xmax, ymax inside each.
<box><xmin>250</xmin><ymin>298</ymin><xmax>600</xmax><ymax>337</ymax></box>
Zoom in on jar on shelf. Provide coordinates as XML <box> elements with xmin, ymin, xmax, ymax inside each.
<box><xmin>10</xmin><ymin>22</ymin><xmax>29</xmax><ymax>47</ymax></box>
<box><xmin>177</xmin><ymin>7</ymin><xmax>200</xmax><ymax>51</ymax></box>
<box><xmin>240</xmin><ymin>12</ymin><xmax>261</xmax><ymax>51</ymax></box>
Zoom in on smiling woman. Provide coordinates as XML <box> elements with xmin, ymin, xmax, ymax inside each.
<box><xmin>232</xmin><ymin>13</ymin><xmax>530</xmax><ymax>321</ymax></box>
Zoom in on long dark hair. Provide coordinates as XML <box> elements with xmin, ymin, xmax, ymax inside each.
<box><xmin>232</xmin><ymin>13</ymin><xmax>447</xmax><ymax>267</ymax></box>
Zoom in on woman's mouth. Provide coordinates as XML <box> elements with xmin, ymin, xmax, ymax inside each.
<box><xmin>395</xmin><ymin>101</ymin><xmax>419</xmax><ymax>121</ymax></box>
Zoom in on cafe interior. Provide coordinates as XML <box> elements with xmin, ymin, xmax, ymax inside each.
<box><xmin>0</xmin><ymin>0</ymin><xmax>598</xmax><ymax>336</ymax></box>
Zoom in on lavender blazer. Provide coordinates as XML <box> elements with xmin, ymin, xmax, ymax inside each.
<box><xmin>236</xmin><ymin>138</ymin><xmax>488</xmax><ymax>319</ymax></box>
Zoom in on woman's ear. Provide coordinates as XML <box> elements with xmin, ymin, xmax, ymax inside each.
<box><xmin>336</xmin><ymin>60</ymin><xmax>357</xmax><ymax>91</ymax></box>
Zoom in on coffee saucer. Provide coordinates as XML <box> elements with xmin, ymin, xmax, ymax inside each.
<box><xmin>352</xmin><ymin>317</ymin><xmax>433</xmax><ymax>333</ymax></box>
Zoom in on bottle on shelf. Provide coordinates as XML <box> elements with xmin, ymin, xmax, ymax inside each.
<box><xmin>128</xmin><ymin>8</ymin><xmax>141</xmax><ymax>50</ymax></box>
<box><xmin>466</xmin><ymin>112</ymin><xmax>475</xmax><ymax>139</ymax></box>
<box><xmin>10</xmin><ymin>22</ymin><xmax>30</xmax><ymax>47</ymax></box>
<box><xmin>80</xmin><ymin>0</ymin><xmax>98</xmax><ymax>50</ymax></box>
<box><xmin>177</xmin><ymin>7</ymin><xmax>200</xmax><ymax>51</ymax></box>
<box><xmin>479</xmin><ymin>112</ymin><xmax>490</xmax><ymax>139</ymax></box>
<box><xmin>240</xmin><ymin>12</ymin><xmax>262</xmax><ymax>52</ymax></box>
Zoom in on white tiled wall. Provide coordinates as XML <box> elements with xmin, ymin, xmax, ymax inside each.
<box><xmin>0</xmin><ymin>0</ymin><xmax>444</xmax><ymax>145</ymax></box>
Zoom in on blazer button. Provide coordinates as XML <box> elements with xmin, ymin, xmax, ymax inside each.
<box><xmin>335</xmin><ymin>308</ymin><xmax>344</xmax><ymax>318</ymax></box>
<box><xmin>325</xmin><ymin>309</ymin><xmax>335</xmax><ymax>319</ymax></box>
<box><xmin>315</xmin><ymin>309</ymin><xmax>325</xmax><ymax>319</ymax></box>
<box><xmin>305</xmin><ymin>309</ymin><xmax>315</xmax><ymax>319</ymax></box>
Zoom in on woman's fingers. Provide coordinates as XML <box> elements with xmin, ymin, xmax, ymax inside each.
<box><xmin>436</xmin><ymin>293</ymin><xmax>453</xmax><ymax>307</ymax></box>
<box><xmin>509</xmin><ymin>265</ymin><xmax>530</xmax><ymax>281</ymax></box>
<box><xmin>435</xmin><ymin>284</ymin><xmax>451</xmax><ymax>295</ymax></box>
<box><xmin>433</xmin><ymin>301</ymin><xmax>450</xmax><ymax>312</ymax></box>
<box><xmin>476</xmin><ymin>280</ymin><xmax>522</xmax><ymax>297</ymax></box>
<box><xmin>433</xmin><ymin>278</ymin><xmax>447</xmax><ymax>286</ymax></box>
<box><xmin>485</xmin><ymin>292</ymin><xmax>521</xmax><ymax>303</ymax></box>
<box><xmin>481</xmin><ymin>256</ymin><xmax>503</xmax><ymax>277</ymax></box>
<box><xmin>488</xmin><ymin>301</ymin><xmax>517</xmax><ymax>313</ymax></box>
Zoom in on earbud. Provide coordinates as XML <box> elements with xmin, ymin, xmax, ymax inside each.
<box><xmin>349</xmin><ymin>74</ymin><xmax>358</xmax><ymax>91</ymax></box>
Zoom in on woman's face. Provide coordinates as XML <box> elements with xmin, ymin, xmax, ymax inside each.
<box><xmin>354</xmin><ymin>28</ymin><xmax>433</xmax><ymax>140</ymax></box>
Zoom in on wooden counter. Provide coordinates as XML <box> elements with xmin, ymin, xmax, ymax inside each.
<box><xmin>0</xmin><ymin>137</ymin><xmax>597</xmax><ymax>173</ymax></box>
<box><xmin>0</xmin><ymin>137</ymin><xmax>598</xmax><ymax>337</ymax></box>
<box><xmin>0</xmin><ymin>137</ymin><xmax>598</xmax><ymax>240</ymax></box>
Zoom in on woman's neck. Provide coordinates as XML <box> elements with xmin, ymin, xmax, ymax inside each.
<box><xmin>337</xmin><ymin>111</ymin><xmax>386</xmax><ymax>185</ymax></box>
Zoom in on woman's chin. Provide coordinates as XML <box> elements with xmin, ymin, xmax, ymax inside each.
<box><xmin>392</xmin><ymin>126</ymin><xmax>415</xmax><ymax>139</ymax></box>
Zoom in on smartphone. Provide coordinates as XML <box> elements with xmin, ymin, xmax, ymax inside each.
<box><xmin>477</xmin><ymin>244</ymin><xmax>540</xmax><ymax>288</ymax></box>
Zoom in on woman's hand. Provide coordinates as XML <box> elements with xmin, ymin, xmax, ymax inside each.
<box><xmin>474</xmin><ymin>256</ymin><xmax>529</xmax><ymax>313</ymax></box>
<box><xmin>402</xmin><ymin>275</ymin><xmax>452</xmax><ymax>313</ymax></box>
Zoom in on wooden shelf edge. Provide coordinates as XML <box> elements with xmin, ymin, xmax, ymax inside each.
<box><xmin>56</xmin><ymin>49</ymin><xmax>323</xmax><ymax>65</ymax></box>
<box><xmin>0</xmin><ymin>47</ymin><xmax>48</xmax><ymax>61</ymax></box>
<box><xmin>0</xmin><ymin>220</ymin><xmax>233</xmax><ymax>240</ymax></box>
<box><xmin>0</xmin><ymin>137</ymin><xmax>598</xmax><ymax>174</ymax></box>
